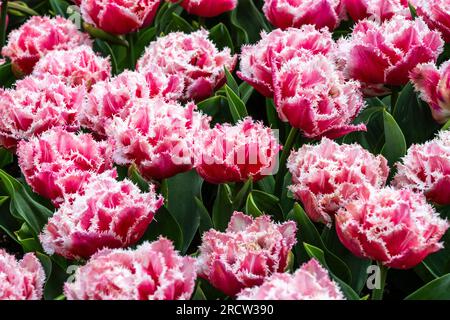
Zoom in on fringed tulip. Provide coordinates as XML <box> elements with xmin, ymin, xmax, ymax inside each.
<box><xmin>344</xmin><ymin>0</ymin><xmax>410</xmax><ymax>22</ymax></box>
<box><xmin>410</xmin><ymin>61</ymin><xmax>450</xmax><ymax>123</ymax></box>
<box><xmin>287</xmin><ymin>138</ymin><xmax>389</xmax><ymax>225</ymax></box>
<box><xmin>413</xmin><ymin>0</ymin><xmax>450</xmax><ymax>43</ymax></box>
<box><xmin>80</xmin><ymin>0</ymin><xmax>161</xmax><ymax>35</ymax></box>
<box><xmin>393</xmin><ymin>131</ymin><xmax>450</xmax><ymax>206</ymax></box>
<box><xmin>79</xmin><ymin>71</ymin><xmax>150</xmax><ymax>136</ymax></box>
<box><xmin>40</xmin><ymin>171</ymin><xmax>164</xmax><ymax>259</ymax></box>
<box><xmin>1</xmin><ymin>16</ymin><xmax>91</xmax><ymax>75</ymax></box>
<box><xmin>273</xmin><ymin>54</ymin><xmax>366</xmax><ymax>139</ymax></box>
<box><xmin>167</xmin><ymin>0</ymin><xmax>237</xmax><ymax>17</ymax></box>
<box><xmin>336</xmin><ymin>187</ymin><xmax>449</xmax><ymax>269</ymax></box>
<box><xmin>194</xmin><ymin>118</ymin><xmax>280</xmax><ymax>184</ymax></box>
<box><xmin>238</xmin><ymin>26</ymin><xmax>336</xmax><ymax>97</ymax></box>
<box><xmin>32</xmin><ymin>46</ymin><xmax>111</xmax><ymax>89</ymax></box>
<box><xmin>338</xmin><ymin>16</ymin><xmax>443</xmax><ymax>96</ymax></box>
<box><xmin>64</xmin><ymin>238</ymin><xmax>196</xmax><ymax>300</ymax></box>
<box><xmin>0</xmin><ymin>250</ymin><xmax>45</xmax><ymax>300</ymax></box>
<box><xmin>17</xmin><ymin>128</ymin><xmax>114</xmax><ymax>206</ymax></box>
<box><xmin>107</xmin><ymin>98</ymin><xmax>210</xmax><ymax>180</ymax></box>
<box><xmin>237</xmin><ymin>259</ymin><xmax>344</xmax><ymax>300</ymax></box>
<box><xmin>137</xmin><ymin>30</ymin><xmax>237</xmax><ymax>101</ymax></box>
<box><xmin>0</xmin><ymin>74</ymin><xmax>84</xmax><ymax>149</ymax></box>
<box><xmin>263</xmin><ymin>0</ymin><xmax>344</xmax><ymax>30</ymax></box>
<box><xmin>197</xmin><ymin>211</ymin><xmax>297</xmax><ymax>296</ymax></box>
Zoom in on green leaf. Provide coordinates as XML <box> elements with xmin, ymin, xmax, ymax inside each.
<box><xmin>287</xmin><ymin>203</ymin><xmax>352</xmax><ymax>284</ymax></box>
<box><xmin>405</xmin><ymin>274</ymin><xmax>450</xmax><ymax>300</ymax></box>
<box><xmin>303</xmin><ymin>243</ymin><xmax>360</xmax><ymax>300</ymax></box>
<box><xmin>142</xmin><ymin>206</ymin><xmax>183</xmax><ymax>251</ymax></box>
<box><xmin>443</xmin><ymin>119</ymin><xmax>450</xmax><ymax>131</ymax></box>
<box><xmin>195</xmin><ymin>197</ymin><xmax>213</xmax><ymax>235</ymax></box>
<box><xmin>0</xmin><ymin>62</ymin><xmax>15</xmax><ymax>87</ymax></box>
<box><xmin>239</xmin><ymin>82</ymin><xmax>254</xmax><ymax>104</ymax></box>
<box><xmin>49</xmin><ymin>0</ymin><xmax>70</xmax><ymax>17</ymax></box>
<box><xmin>164</xmin><ymin>13</ymin><xmax>194</xmax><ymax>33</ymax></box>
<box><xmin>212</xmin><ymin>184</ymin><xmax>234</xmax><ymax>231</ymax></box>
<box><xmin>392</xmin><ymin>83</ymin><xmax>439</xmax><ymax>145</ymax></box>
<box><xmin>245</xmin><ymin>193</ymin><xmax>263</xmax><ymax>217</ymax></box>
<box><xmin>135</xmin><ymin>26</ymin><xmax>156</xmax><ymax>58</ymax></box>
<box><xmin>94</xmin><ymin>40</ymin><xmax>119</xmax><ymax>75</ymax></box>
<box><xmin>381</xmin><ymin>110</ymin><xmax>407</xmax><ymax>167</ymax></box>
<box><xmin>192</xmin><ymin>283</ymin><xmax>207</xmax><ymax>300</ymax></box>
<box><xmin>408</xmin><ymin>1</ymin><xmax>417</xmax><ymax>19</ymax></box>
<box><xmin>197</xmin><ymin>95</ymin><xmax>231</xmax><ymax>124</ymax></box>
<box><xmin>209</xmin><ymin>23</ymin><xmax>234</xmax><ymax>52</ymax></box>
<box><xmin>232</xmin><ymin>179</ymin><xmax>253</xmax><ymax>211</ymax></box>
<box><xmin>256</xmin><ymin>175</ymin><xmax>275</xmax><ymax>194</ymax></box>
<box><xmin>225</xmin><ymin>85</ymin><xmax>248</xmax><ymax>122</ymax></box>
<box><xmin>224</xmin><ymin>67</ymin><xmax>239</xmax><ymax>95</ymax></box>
<box><xmin>246</xmin><ymin>190</ymin><xmax>283</xmax><ymax>221</ymax></box>
<box><xmin>83</xmin><ymin>23</ymin><xmax>129</xmax><ymax>47</ymax></box>
<box><xmin>128</xmin><ymin>165</ymin><xmax>150</xmax><ymax>192</ymax></box>
<box><xmin>0</xmin><ymin>148</ymin><xmax>13</xmax><ymax>168</ymax></box>
<box><xmin>166</xmin><ymin>170</ymin><xmax>203</xmax><ymax>253</ymax></box>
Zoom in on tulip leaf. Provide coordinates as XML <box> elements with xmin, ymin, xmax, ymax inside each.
<box><xmin>209</xmin><ymin>23</ymin><xmax>234</xmax><ymax>52</ymax></box>
<box><xmin>49</xmin><ymin>0</ymin><xmax>70</xmax><ymax>18</ymax></box>
<box><xmin>245</xmin><ymin>190</ymin><xmax>283</xmax><ymax>222</ymax></box>
<box><xmin>166</xmin><ymin>170</ymin><xmax>203</xmax><ymax>253</ymax></box>
<box><xmin>225</xmin><ymin>85</ymin><xmax>248</xmax><ymax>122</ymax></box>
<box><xmin>287</xmin><ymin>203</ymin><xmax>352</xmax><ymax>285</ymax></box>
<box><xmin>0</xmin><ymin>148</ymin><xmax>13</xmax><ymax>168</ymax></box>
<box><xmin>37</xmin><ymin>252</ymin><xmax>69</xmax><ymax>300</ymax></box>
<box><xmin>405</xmin><ymin>273</ymin><xmax>450</xmax><ymax>300</ymax></box>
<box><xmin>245</xmin><ymin>193</ymin><xmax>263</xmax><ymax>218</ymax></box>
<box><xmin>303</xmin><ymin>243</ymin><xmax>360</xmax><ymax>300</ymax></box>
<box><xmin>381</xmin><ymin>110</ymin><xmax>407</xmax><ymax>167</ymax></box>
<box><xmin>142</xmin><ymin>206</ymin><xmax>183</xmax><ymax>251</ymax></box>
<box><xmin>392</xmin><ymin>83</ymin><xmax>439</xmax><ymax>145</ymax></box>
<box><xmin>233</xmin><ymin>179</ymin><xmax>253</xmax><ymax>211</ymax></box>
<box><xmin>224</xmin><ymin>67</ymin><xmax>239</xmax><ymax>95</ymax></box>
<box><xmin>0</xmin><ymin>62</ymin><xmax>15</xmax><ymax>88</ymax></box>
<box><xmin>195</xmin><ymin>197</ymin><xmax>213</xmax><ymax>235</ymax></box>
<box><xmin>239</xmin><ymin>82</ymin><xmax>254</xmax><ymax>104</ymax></box>
<box><xmin>192</xmin><ymin>283</ymin><xmax>207</xmax><ymax>300</ymax></box>
<box><xmin>212</xmin><ymin>184</ymin><xmax>234</xmax><ymax>232</ymax></box>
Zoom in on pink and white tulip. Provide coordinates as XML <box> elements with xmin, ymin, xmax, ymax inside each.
<box><xmin>338</xmin><ymin>16</ymin><xmax>443</xmax><ymax>96</ymax></box>
<box><xmin>1</xmin><ymin>16</ymin><xmax>91</xmax><ymax>75</ymax></box>
<box><xmin>194</xmin><ymin>118</ymin><xmax>281</xmax><ymax>184</ymax></box>
<box><xmin>107</xmin><ymin>98</ymin><xmax>210</xmax><ymax>181</ymax></box>
<box><xmin>80</xmin><ymin>0</ymin><xmax>161</xmax><ymax>35</ymax></box>
<box><xmin>197</xmin><ymin>211</ymin><xmax>297</xmax><ymax>296</ymax></box>
<box><xmin>238</xmin><ymin>26</ymin><xmax>336</xmax><ymax>97</ymax></box>
<box><xmin>167</xmin><ymin>0</ymin><xmax>237</xmax><ymax>17</ymax></box>
<box><xmin>17</xmin><ymin>128</ymin><xmax>114</xmax><ymax>206</ymax></box>
<box><xmin>273</xmin><ymin>54</ymin><xmax>366</xmax><ymax>139</ymax></box>
<box><xmin>40</xmin><ymin>171</ymin><xmax>164</xmax><ymax>259</ymax></box>
<box><xmin>137</xmin><ymin>30</ymin><xmax>237</xmax><ymax>102</ymax></box>
<box><xmin>336</xmin><ymin>187</ymin><xmax>449</xmax><ymax>269</ymax></box>
<box><xmin>263</xmin><ymin>0</ymin><xmax>344</xmax><ymax>30</ymax></box>
<box><xmin>79</xmin><ymin>71</ymin><xmax>151</xmax><ymax>136</ymax></box>
<box><xmin>393</xmin><ymin>130</ymin><xmax>450</xmax><ymax>206</ymax></box>
<box><xmin>288</xmin><ymin>138</ymin><xmax>389</xmax><ymax>225</ymax></box>
<box><xmin>410</xmin><ymin>61</ymin><xmax>450</xmax><ymax>124</ymax></box>
<box><xmin>344</xmin><ymin>0</ymin><xmax>410</xmax><ymax>22</ymax></box>
<box><xmin>237</xmin><ymin>259</ymin><xmax>344</xmax><ymax>300</ymax></box>
<box><xmin>32</xmin><ymin>46</ymin><xmax>111</xmax><ymax>89</ymax></box>
<box><xmin>413</xmin><ymin>0</ymin><xmax>450</xmax><ymax>43</ymax></box>
<box><xmin>0</xmin><ymin>74</ymin><xmax>84</xmax><ymax>149</ymax></box>
<box><xmin>0</xmin><ymin>250</ymin><xmax>45</xmax><ymax>300</ymax></box>
<box><xmin>64</xmin><ymin>238</ymin><xmax>196</xmax><ymax>300</ymax></box>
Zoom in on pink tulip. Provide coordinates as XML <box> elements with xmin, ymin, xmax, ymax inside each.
<box><xmin>288</xmin><ymin>138</ymin><xmax>389</xmax><ymax>225</ymax></box>
<box><xmin>413</xmin><ymin>0</ymin><xmax>450</xmax><ymax>43</ymax></box>
<box><xmin>238</xmin><ymin>26</ymin><xmax>336</xmax><ymax>97</ymax></box>
<box><xmin>0</xmin><ymin>74</ymin><xmax>84</xmax><ymax>149</ymax></box>
<box><xmin>237</xmin><ymin>259</ymin><xmax>344</xmax><ymax>300</ymax></box>
<box><xmin>32</xmin><ymin>46</ymin><xmax>111</xmax><ymax>89</ymax></box>
<box><xmin>197</xmin><ymin>211</ymin><xmax>297</xmax><ymax>296</ymax></box>
<box><xmin>194</xmin><ymin>118</ymin><xmax>281</xmax><ymax>184</ymax></box>
<box><xmin>40</xmin><ymin>170</ymin><xmax>164</xmax><ymax>259</ymax></box>
<box><xmin>1</xmin><ymin>16</ymin><xmax>91</xmax><ymax>75</ymax></box>
<box><xmin>273</xmin><ymin>54</ymin><xmax>366</xmax><ymax>139</ymax></box>
<box><xmin>0</xmin><ymin>250</ymin><xmax>45</xmax><ymax>300</ymax></box>
<box><xmin>137</xmin><ymin>30</ymin><xmax>237</xmax><ymax>102</ymax></box>
<box><xmin>64</xmin><ymin>238</ymin><xmax>196</xmax><ymax>300</ymax></box>
<box><xmin>107</xmin><ymin>98</ymin><xmax>210</xmax><ymax>181</ymax></box>
<box><xmin>344</xmin><ymin>0</ymin><xmax>410</xmax><ymax>22</ymax></box>
<box><xmin>410</xmin><ymin>62</ymin><xmax>450</xmax><ymax>123</ymax></box>
<box><xmin>167</xmin><ymin>0</ymin><xmax>237</xmax><ymax>17</ymax></box>
<box><xmin>393</xmin><ymin>131</ymin><xmax>450</xmax><ymax>206</ymax></box>
<box><xmin>79</xmin><ymin>71</ymin><xmax>151</xmax><ymax>136</ymax></box>
<box><xmin>80</xmin><ymin>0</ymin><xmax>161</xmax><ymax>35</ymax></box>
<box><xmin>17</xmin><ymin>128</ymin><xmax>114</xmax><ymax>207</ymax></box>
<box><xmin>338</xmin><ymin>16</ymin><xmax>443</xmax><ymax>96</ymax></box>
<box><xmin>263</xmin><ymin>0</ymin><xmax>344</xmax><ymax>30</ymax></box>
<box><xmin>336</xmin><ymin>187</ymin><xmax>449</xmax><ymax>269</ymax></box>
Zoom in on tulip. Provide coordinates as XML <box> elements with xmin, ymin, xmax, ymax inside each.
<box><xmin>167</xmin><ymin>0</ymin><xmax>237</xmax><ymax>17</ymax></box>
